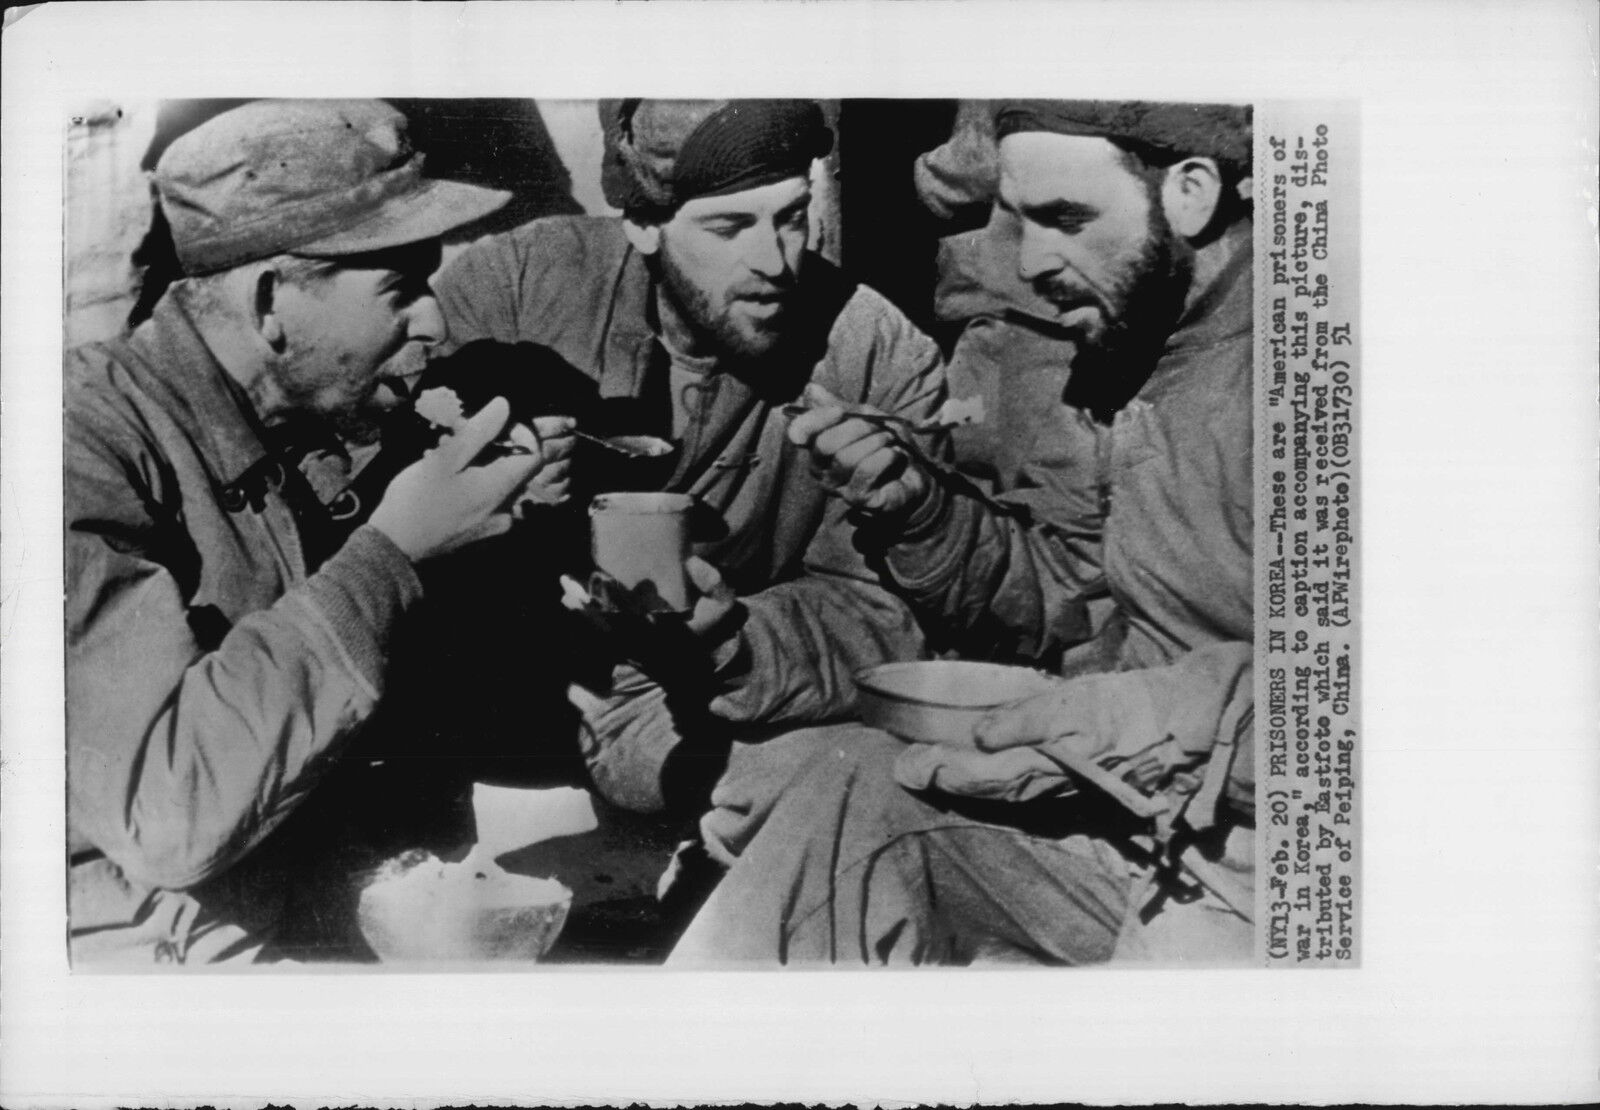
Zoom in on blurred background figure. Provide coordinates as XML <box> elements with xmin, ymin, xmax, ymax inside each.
<box><xmin>914</xmin><ymin>100</ymin><xmax>1082</xmax><ymax>489</ymax></box>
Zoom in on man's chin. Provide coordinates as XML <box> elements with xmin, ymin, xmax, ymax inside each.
<box><xmin>720</xmin><ymin>319</ymin><xmax>786</xmax><ymax>360</ymax></box>
<box><xmin>323</xmin><ymin>399</ymin><xmax>393</xmax><ymax>448</ymax></box>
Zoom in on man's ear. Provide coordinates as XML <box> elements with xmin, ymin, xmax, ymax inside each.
<box><xmin>251</xmin><ymin>265</ymin><xmax>285</xmax><ymax>349</ymax></box>
<box><xmin>1159</xmin><ymin>157</ymin><xmax>1225</xmax><ymax>240</ymax></box>
<box><xmin>622</xmin><ymin>217</ymin><xmax>662</xmax><ymax>256</ymax></box>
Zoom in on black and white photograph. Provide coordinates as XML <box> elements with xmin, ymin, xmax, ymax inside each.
<box><xmin>3</xmin><ymin>1</ymin><xmax>1595</xmax><ymax>1105</ymax></box>
<box><xmin>60</xmin><ymin>92</ymin><xmax>1274</xmax><ymax>970</ymax></box>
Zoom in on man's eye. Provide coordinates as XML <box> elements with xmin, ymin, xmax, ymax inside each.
<box><xmin>703</xmin><ymin>222</ymin><xmax>743</xmax><ymax>240</ymax></box>
<box><xmin>384</xmin><ymin>272</ymin><xmax>425</xmax><ymax>298</ymax></box>
<box><xmin>778</xmin><ymin>207</ymin><xmax>808</xmax><ymax>230</ymax></box>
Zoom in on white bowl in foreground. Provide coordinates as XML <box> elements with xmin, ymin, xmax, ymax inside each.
<box><xmin>357</xmin><ymin>850</ymin><xmax>572</xmax><ymax>965</ymax></box>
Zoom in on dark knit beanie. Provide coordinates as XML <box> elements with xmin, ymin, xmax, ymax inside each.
<box><xmin>600</xmin><ymin>99</ymin><xmax>833</xmax><ymax>217</ymax></box>
<box><xmin>993</xmin><ymin>100</ymin><xmax>1252</xmax><ymax>179</ymax></box>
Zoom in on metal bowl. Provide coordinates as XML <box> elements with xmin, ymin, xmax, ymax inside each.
<box><xmin>855</xmin><ymin>660</ymin><xmax>1060</xmax><ymax>747</ymax></box>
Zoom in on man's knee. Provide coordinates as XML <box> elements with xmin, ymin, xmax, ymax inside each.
<box><xmin>575</xmin><ymin>666</ymin><xmax>750</xmax><ymax>813</ymax></box>
<box><xmin>702</xmin><ymin>724</ymin><xmax>903</xmax><ymax>864</ymax></box>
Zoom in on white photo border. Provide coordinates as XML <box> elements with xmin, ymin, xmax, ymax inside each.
<box><xmin>4</xmin><ymin>2</ymin><xmax>1597</xmax><ymax>1105</ymax></box>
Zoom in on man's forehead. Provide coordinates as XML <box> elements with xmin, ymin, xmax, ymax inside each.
<box><xmin>308</xmin><ymin>239</ymin><xmax>441</xmax><ymax>276</ymax></box>
<box><xmin>998</xmin><ymin>132</ymin><xmax>1132</xmax><ymax>198</ymax></box>
<box><xmin>677</xmin><ymin>175</ymin><xmax>811</xmax><ymax>220</ymax></box>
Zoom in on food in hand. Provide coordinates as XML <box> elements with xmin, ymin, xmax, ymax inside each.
<box><xmin>931</xmin><ymin>394</ymin><xmax>986</xmax><ymax>428</ymax></box>
<box><xmin>414</xmin><ymin>385</ymin><xmax>536</xmax><ymax>458</ymax></box>
<box><xmin>413</xmin><ymin>385</ymin><xmax>468</xmax><ymax>431</ymax></box>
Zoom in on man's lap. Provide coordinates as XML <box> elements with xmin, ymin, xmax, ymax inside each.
<box><xmin>576</xmin><ymin>681</ymin><xmax>1255</xmax><ymax>967</ymax></box>
<box><xmin>672</xmin><ymin>728</ymin><xmax>1135</xmax><ymax>965</ymax></box>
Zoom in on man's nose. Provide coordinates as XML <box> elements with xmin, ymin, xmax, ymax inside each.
<box><xmin>745</xmin><ymin>228</ymin><xmax>790</xmax><ymax>281</ymax></box>
<box><xmin>1015</xmin><ymin>224</ymin><xmax>1062</xmax><ymax>284</ymax></box>
<box><xmin>405</xmin><ymin>292</ymin><xmax>446</xmax><ymax>345</ymax></box>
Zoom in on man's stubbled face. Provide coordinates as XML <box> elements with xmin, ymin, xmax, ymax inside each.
<box><xmin>268</xmin><ymin>242</ymin><xmax>445</xmax><ymax>445</ymax></box>
<box><xmin>998</xmin><ymin>132</ymin><xmax>1191</xmax><ymax>364</ymax></box>
<box><xmin>655</xmin><ymin>175</ymin><xmax>811</xmax><ymax>360</ymax></box>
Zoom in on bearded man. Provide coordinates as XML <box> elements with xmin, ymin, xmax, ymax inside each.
<box><xmin>671</xmin><ymin>101</ymin><xmax>1257</xmax><ymax>966</ymax></box>
<box><xmin>432</xmin><ymin>99</ymin><xmax>945</xmax><ymax>854</ymax></box>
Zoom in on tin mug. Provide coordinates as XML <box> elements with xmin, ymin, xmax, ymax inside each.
<box><xmin>587</xmin><ymin>492</ymin><xmax>694</xmax><ymax>610</ymax></box>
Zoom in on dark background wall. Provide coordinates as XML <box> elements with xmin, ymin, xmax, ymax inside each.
<box><xmin>837</xmin><ymin>99</ymin><xmax>960</xmax><ymax>340</ymax></box>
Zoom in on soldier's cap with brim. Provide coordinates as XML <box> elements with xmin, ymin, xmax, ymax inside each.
<box><xmin>155</xmin><ymin>99</ymin><xmax>511</xmax><ymax>276</ymax></box>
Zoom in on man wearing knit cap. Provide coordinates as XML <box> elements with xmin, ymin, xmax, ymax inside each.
<box><xmin>433</xmin><ymin>100</ymin><xmax>944</xmax><ymax>856</ymax></box>
<box><xmin>672</xmin><ymin>100</ymin><xmax>1257</xmax><ymax>966</ymax></box>
<box><xmin>65</xmin><ymin>100</ymin><xmax>575</xmax><ymax>963</ymax></box>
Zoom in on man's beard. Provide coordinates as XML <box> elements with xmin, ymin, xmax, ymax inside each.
<box><xmin>279</xmin><ymin>352</ymin><xmax>420</xmax><ymax>450</ymax></box>
<box><xmin>657</xmin><ymin>246</ymin><xmax>797</xmax><ymax>361</ymax></box>
<box><xmin>1038</xmin><ymin>201</ymin><xmax>1193</xmax><ymax>420</ymax></box>
<box><xmin>1037</xmin><ymin>203</ymin><xmax>1191</xmax><ymax>368</ymax></box>
<box><xmin>325</xmin><ymin>403</ymin><xmax>389</xmax><ymax>448</ymax></box>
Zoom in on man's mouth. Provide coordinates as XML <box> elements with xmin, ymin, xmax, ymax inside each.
<box><xmin>1058</xmin><ymin>304</ymin><xmax>1104</xmax><ymax>330</ymax></box>
<box><xmin>739</xmin><ymin>290</ymin><xmax>789</xmax><ymax>305</ymax></box>
<box><xmin>367</xmin><ymin>377</ymin><xmax>413</xmax><ymax>411</ymax></box>
<box><xmin>1038</xmin><ymin>281</ymin><xmax>1113</xmax><ymax>329</ymax></box>
<box><xmin>382</xmin><ymin>340</ymin><xmax>432</xmax><ymax>381</ymax></box>
<box><xmin>734</xmin><ymin>292</ymin><xmax>792</xmax><ymax>324</ymax></box>
<box><xmin>366</xmin><ymin>343</ymin><xmax>434</xmax><ymax>406</ymax></box>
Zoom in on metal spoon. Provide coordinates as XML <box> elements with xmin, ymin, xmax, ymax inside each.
<box><xmin>779</xmin><ymin>404</ymin><xmax>950</xmax><ymax>436</ymax></box>
<box><xmin>573</xmin><ymin>430</ymin><xmax>677</xmax><ymax>459</ymax></box>
<box><xmin>477</xmin><ymin>430</ymin><xmax>675</xmax><ymax>462</ymax></box>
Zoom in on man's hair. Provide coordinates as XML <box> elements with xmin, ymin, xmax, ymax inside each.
<box><xmin>274</xmin><ymin>255</ymin><xmax>341</xmax><ymax>288</ymax></box>
<box><xmin>993</xmin><ymin>100</ymin><xmax>1252</xmax><ymax>232</ymax></box>
<box><xmin>173</xmin><ymin>253</ymin><xmax>339</xmax><ymax>316</ymax></box>
<box><xmin>1110</xmin><ymin>140</ymin><xmax>1250</xmax><ymax>231</ymax></box>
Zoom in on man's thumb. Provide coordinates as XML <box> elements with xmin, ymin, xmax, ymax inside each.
<box><xmin>685</xmin><ymin>555</ymin><xmax>730</xmax><ymax>597</ymax></box>
<box><xmin>442</xmin><ymin>396</ymin><xmax>512</xmax><ymax>469</ymax></box>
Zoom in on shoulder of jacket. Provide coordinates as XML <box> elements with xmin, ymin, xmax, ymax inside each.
<box><xmin>496</xmin><ymin>215</ymin><xmax>627</xmax><ymax>272</ymax></box>
<box><xmin>64</xmin><ymin>340</ymin><xmax>145</xmax><ymax>431</ymax></box>
<box><xmin>828</xmin><ymin>277</ymin><xmax>940</xmax><ymax>366</ymax></box>
<box><xmin>450</xmin><ymin>216</ymin><xmax>628</xmax><ymax>300</ymax></box>
<box><xmin>800</xmin><ymin>278</ymin><xmax>941</xmax><ymax>407</ymax></box>
<box><xmin>62</xmin><ymin>339</ymin><xmax>172</xmax><ymax>489</ymax></box>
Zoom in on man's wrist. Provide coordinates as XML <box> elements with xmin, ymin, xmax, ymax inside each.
<box><xmin>709</xmin><ymin>625</ymin><xmax>751</xmax><ymax>678</ymax></box>
<box><xmin>858</xmin><ymin>478</ymin><xmax>949</xmax><ymax>544</ymax></box>
<box><xmin>366</xmin><ymin>507</ymin><xmax>423</xmax><ymax>563</ymax></box>
<box><xmin>896</xmin><ymin>478</ymin><xmax>950</xmax><ymax>540</ymax></box>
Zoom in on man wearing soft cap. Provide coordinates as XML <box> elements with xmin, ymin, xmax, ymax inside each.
<box><xmin>65</xmin><ymin>99</ymin><xmax>574</xmax><ymax>963</ymax></box>
<box><xmin>671</xmin><ymin>100</ymin><xmax>1257</xmax><ymax>965</ymax></box>
<box><xmin>434</xmin><ymin>99</ymin><xmax>945</xmax><ymax>854</ymax></box>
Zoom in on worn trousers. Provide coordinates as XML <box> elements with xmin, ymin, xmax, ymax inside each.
<box><xmin>670</xmin><ymin>728</ymin><xmax>1254</xmax><ymax>967</ymax></box>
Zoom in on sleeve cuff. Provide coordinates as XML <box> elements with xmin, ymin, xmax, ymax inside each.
<box><xmin>881</xmin><ymin>485</ymin><xmax>975</xmax><ymax>593</ymax></box>
<box><xmin>850</xmin><ymin>479</ymin><xmax>951</xmax><ymax>555</ymax></box>
<box><xmin>896</xmin><ymin>479</ymin><xmax>953</xmax><ymax>542</ymax></box>
<box><xmin>299</xmin><ymin>524</ymin><xmax>424</xmax><ymax>690</ymax></box>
